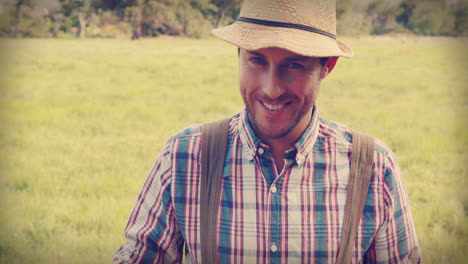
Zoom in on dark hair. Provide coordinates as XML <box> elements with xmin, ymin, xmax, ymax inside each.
<box><xmin>320</xmin><ymin>57</ymin><xmax>328</xmax><ymax>67</ymax></box>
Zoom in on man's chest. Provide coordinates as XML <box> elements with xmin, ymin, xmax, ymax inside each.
<box><xmin>173</xmin><ymin>149</ymin><xmax>381</xmax><ymax>263</ymax></box>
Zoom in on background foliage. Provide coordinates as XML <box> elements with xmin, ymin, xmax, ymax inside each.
<box><xmin>0</xmin><ymin>36</ymin><xmax>467</xmax><ymax>263</ymax></box>
<box><xmin>0</xmin><ymin>0</ymin><xmax>467</xmax><ymax>263</ymax></box>
<box><xmin>0</xmin><ymin>0</ymin><xmax>467</xmax><ymax>38</ymax></box>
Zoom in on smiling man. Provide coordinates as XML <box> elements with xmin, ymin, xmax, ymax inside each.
<box><xmin>239</xmin><ymin>48</ymin><xmax>338</xmax><ymax>172</ymax></box>
<box><xmin>114</xmin><ymin>0</ymin><xmax>422</xmax><ymax>263</ymax></box>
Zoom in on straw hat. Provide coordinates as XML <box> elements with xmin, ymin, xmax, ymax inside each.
<box><xmin>212</xmin><ymin>0</ymin><xmax>353</xmax><ymax>58</ymax></box>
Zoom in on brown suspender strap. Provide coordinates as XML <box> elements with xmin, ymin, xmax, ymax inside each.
<box><xmin>199</xmin><ymin>122</ymin><xmax>373</xmax><ymax>264</ymax></box>
<box><xmin>200</xmin><ymin>118</ymin><xmax>230</xmax><ymax>264</ymax></box>
<box><xmin>336</xmin><ymin>130</ymin><xmax>375</xmax><ymax>264</ymax></box>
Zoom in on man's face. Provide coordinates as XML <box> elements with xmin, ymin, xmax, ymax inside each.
<box><xmin>239</xmin><ymin>47</ymin><xmax>327</xmax><ymax>142</ymax></box>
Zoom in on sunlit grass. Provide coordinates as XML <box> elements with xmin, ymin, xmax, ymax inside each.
<box><xmin>0</xmin><ymin>36</ymin><xmax>466</xmax><ymax>263</ymax></box>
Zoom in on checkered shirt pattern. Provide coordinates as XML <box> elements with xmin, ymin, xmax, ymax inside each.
<box><xmin>113</xmin><ymin>107</ymin><xmax>421</xmax><ymax>264</ymax></box>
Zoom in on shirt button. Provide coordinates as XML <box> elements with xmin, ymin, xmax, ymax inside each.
<box><xmin>271</xmin><ymin>185</ymin><xmax>277</xmax><ymax>193</ymax></box>
<box><xmin>270</xmin><ymin>242</ymin><xmax>278</xmax><ymax>252</ymax></box>
<box><xmin>296</xmin><ymin>153</ymin><xmax>305</xmax><ymax>164</ymax></box>
<box><xmin>258</xmin><ymin>148</ymin><xmax>265</xmax><ymax>155</ymax></box>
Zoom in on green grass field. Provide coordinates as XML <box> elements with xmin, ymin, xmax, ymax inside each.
<box><xmin>0</xmin><ymin>36</ymin><xmax>466</xmax><ymax>263</ymax></box>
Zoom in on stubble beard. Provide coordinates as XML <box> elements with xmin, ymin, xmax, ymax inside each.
<box><xmin>244</xmin><ymin>96</ymin><xmax>313</xmax><ymax>141</ymax></box>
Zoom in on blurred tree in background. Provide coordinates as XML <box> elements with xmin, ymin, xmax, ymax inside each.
<box><xmin>122</xmin><ymin>0</ymin><xmax>215</xmax><ymax>39</ymax></box>
<box><xmin>406</xmin><ymin>0</ymin><xmax>455</xmax><ymax>35</ymax></box>
<box><xmin>453</xmin><ymin>1</ymin><xmax>468</xmax><ymax>36</ymax></box>
<box><xmin>366</xmin><ymin>0</ymin><xmax>405</xmax><ymax>35</ymax></box>
<box><xmin>336</xmin><ymin>0</ymin><xmax>372</xmax><ymax>37</ymax></box>
<box><xmin>0</xmin><ymin>0</ymin><xmax>466</xmax><ymax>38</ymax></box>
<box><xmin>209</xmin><ymin>0</ymin><xmax>241</xmax><ymax>28</ymax></box>
<box><xmin>58</xmin><ymin>0</ymin><xmax>96</xmax><ymax>38</ymax></box>
<box><xmin>12</xmin><ymin>0</ymin><xmax>34</xmax><ymax>37</ymax></box>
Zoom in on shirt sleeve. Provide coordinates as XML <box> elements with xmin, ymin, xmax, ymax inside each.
<box><xmin>113</xmin><ymin>142</ymin><xmax>184</xmax><ymax>264</ymax></box>
<box><xmin>364</xmin><ymin>150</ymin><xmax>422</xmax><ymax>264</ymax></box>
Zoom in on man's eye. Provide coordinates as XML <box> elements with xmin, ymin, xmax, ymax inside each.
<box><xmin>288</xmin><ymin>62</ymin><xmax>304</xmax><ymax>70</ymax></box>
<box><xmin>250</xmin><ymin>57</ymin><xmax>265</xmax><ymax>65</ymax></box>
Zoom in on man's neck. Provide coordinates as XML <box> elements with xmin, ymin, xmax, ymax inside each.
<box><xmin>263</xmin><ymin>135</ymin><xmax>297</xmax><ymax>173</ymax></box>
<box><xmin>261</xmin><ymin>116</ymin><xmax>312</xmax><ymax>173</ymax></box>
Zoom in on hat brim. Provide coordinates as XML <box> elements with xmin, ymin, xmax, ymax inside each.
<box><xmin>212</xmin><ymin>21</ymin><xmax>353</xmax><ymax>58</ymax></box>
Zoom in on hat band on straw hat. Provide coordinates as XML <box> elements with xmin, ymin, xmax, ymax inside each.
<box><xmin>237</xmin><ymin>17</ymin><xmax>336</xmax><ymax>40</ymax></box>
<box><xmin>212</xmin><ymin>0</ymin><xmax>354</xmax><ymax>58</ymax></box>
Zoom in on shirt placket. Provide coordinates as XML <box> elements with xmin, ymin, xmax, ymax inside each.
<box><xmin>256</xmin><ymin>145</ymin><xmax>294</xmax><ymax>264</ymax></box>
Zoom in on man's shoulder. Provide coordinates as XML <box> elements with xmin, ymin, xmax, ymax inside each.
<box><xmin>152</xmin><ymin>123</ymin><xmax>203</xmax><ymax>161</ymax></box>
<box><xmin>167</xmin><ymin>113</ymin><xmax>240</xmax><ymax>144</ymax></box>
<box><xmin>318</xmin><ymin>117</ymin><xmax>392</xmax><ymax>157</ymax></box>
<box><xmin>168</xmin><ymin>123</ymin><xmax>203</xmax><ymax>143</ymax></box>
<box><xmin>318</xmin><ymin>117</ymin><xmax>353</xmax><ymax>144</ymax></box>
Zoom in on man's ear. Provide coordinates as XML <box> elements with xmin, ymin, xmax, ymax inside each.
<box><xmin>320</xmin><ymin>57</ymin><xmax>338</xmax><ymax>79</ymax></box>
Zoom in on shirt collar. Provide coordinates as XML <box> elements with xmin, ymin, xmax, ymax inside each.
<box><xmin>237</xmin><ymin>106</ymin><xmax>320</xmax><ymax>166</ymax></box>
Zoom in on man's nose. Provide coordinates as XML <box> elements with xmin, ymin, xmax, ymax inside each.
<box><xmin>262</xmin><ymin>68</ymin><xmax>284</xmax><ymax>100</ymax></box>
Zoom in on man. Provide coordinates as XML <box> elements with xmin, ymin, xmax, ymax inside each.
<box><xmin>114</xmin><ymin>0</ymin><xmax>422</xmax><ymax>263</ymax></box>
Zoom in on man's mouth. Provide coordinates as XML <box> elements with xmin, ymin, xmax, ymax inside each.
<box><xmin>262</xmin><ymin>101</ymin><xmax>287</xmax><ymax>111</ymax></box>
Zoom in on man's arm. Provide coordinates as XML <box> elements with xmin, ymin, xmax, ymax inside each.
<box><xmin>113</xmin><ymin>143</ymin><xmax>184</xmax><ymax>264</ymax></box>
<box><xmin>365</xmin><ymin>150</ymin><xmax>422</xmax><ymax>264</ymax></box>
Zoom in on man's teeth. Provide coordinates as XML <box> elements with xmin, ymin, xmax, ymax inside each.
<box><xmin>263</xmin><ymin>102</ymin><xmax>286</xmax><ymax>111</ymax></box>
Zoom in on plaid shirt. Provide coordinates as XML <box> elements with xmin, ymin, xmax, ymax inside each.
<box><xmin>114</xmin><ymin>107</ymin><xmax>421</xmax><ymax>264</ymax></box>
